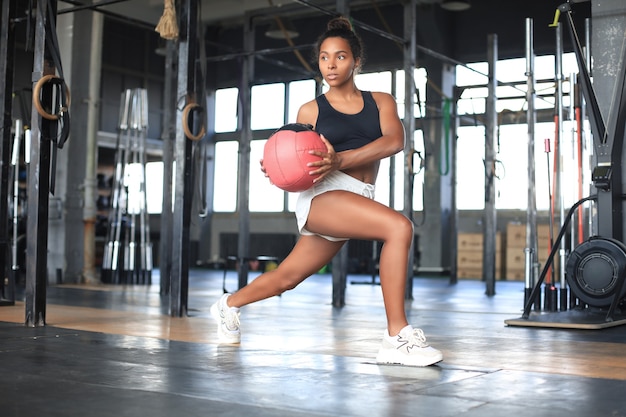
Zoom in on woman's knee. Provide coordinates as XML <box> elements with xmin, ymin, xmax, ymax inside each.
<box><xmin>389</xmin><ymin>214</ymin><xmax>414</xmax><ymax>244</ymax></box>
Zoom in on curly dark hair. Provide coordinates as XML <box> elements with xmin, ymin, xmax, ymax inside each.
<box><xmin>313</xmin><ymin>17</ymin><xmax>365</xmax><ymax>71</ymax></box>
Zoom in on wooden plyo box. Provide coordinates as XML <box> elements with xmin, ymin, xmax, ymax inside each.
<box><xmin>457</xmin><ymin>232</ymin><xmax>503</xmax><ymax>279</ymax></box>
<box><xmin>505</xmin><ymin>222</ymin><xmax>560</xmax><ymax>281</ymax></box>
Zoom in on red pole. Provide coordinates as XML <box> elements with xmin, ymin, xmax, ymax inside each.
<box><xmin>546</xmin><ymin>134</ymin><xmax>556</xmax><ymax>286</ymax></box>
<box><xmin>576</xmin><ymin>107</ymin><xmax>584</xmax><ymax>244</ymax></box>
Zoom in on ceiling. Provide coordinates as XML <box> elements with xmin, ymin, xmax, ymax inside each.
<box><xmin>61</xmin><ymin>0</ymin><xmax>592</xmax><ymax>87</ymax></box>
<box><xmin>88</xmin><ymin>0</ymin><xmax>279</xmax><ymax>26</ymax></box>
<box><xmin>77</xmin><ymin>0</ymin><xmax>591</xmax><ymax>59</ymax></box>
<box><xmin>76</xmin><ymin>0</ymin><xmax>447</xmax><ymax>27</ymax></box>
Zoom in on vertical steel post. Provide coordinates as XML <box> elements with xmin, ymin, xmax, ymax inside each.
<box><xmin>449</xmin><ymin>91</ymin><xmax>459</xmax><ymax>286</ymax></box>
<box><xmin>0</xmin><ymin>0</ymin><xmax>17</xmax><ymax>305</ymax></box>
<box><xmin>26</xmin><ymin>0</ymin><xmax>58</xmax><ymax>326</ymax></box>
<box><xmin>483</xmin><ymin>34</ymin><xmax>498</xmax><ymax>296</ymax></box>
<box><xmin>584</xmin><ymin>18</ymin><xmax>593</xmax><ymax>241</ymax></box>
<box><xmin>566</xmin><ymin>68</ymin><xmax>579</xmax><ymax>312</ymax></box>
<box><xmin>236</xmin><ymin>14</ymin><xmax>254</xmax><ymax>291</ymax></box>
<box><xmin>555</xmin><ymin>24</ymin><xmax>567</xmax><ymax>295</ymax></box>
<box><xmin>82</xmin><ymin>11</ymin><xmax>103</xmax><ymax>285</ymax></box>
<box><xmin>196</xmin><ymin>28</ymin><xmax>218</xmax><ymax>264</ymax></box>
<box><xmin>389</xmin><ymin>71</ymin><xmax>397</xmax><ymax>210</ymax></box>
<box><xmin>159</xmin><ymin>39</ymin><xmax>176</xmax><ymax>296</ymax></box>
<box><xmin>569</xmin><ymin>71</ymin><xmax>578</xmax><ymax>229</ymax></box>
<box><xmin>331</xmin><ymin>0</ymin><xmax>349</xmax><ymax>307</ymax></box>
<box><xmin>171</xmin><ymin>0</ymin><xmax>199</xmax><ymax>316</ymax></box>
<box><xmin>524</xmin><ymin>18</ymin><xmax>539</xmax><ymax>309</ymax></box>
<box><xmin>402</xmin><ymin>0</ymin><xmax>417</xmax><ymax>299</ymax></box>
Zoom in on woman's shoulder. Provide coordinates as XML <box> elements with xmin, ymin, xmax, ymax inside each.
<box><xmin>367</xmin><ymin>91</ymin><xmax>396</xmax><ymax>109</ymax></box>
<box><xmin>368</xmin><ymin>91</ymin><xmax>395</xmax><ymax>101</ymax></box>
<box><xmin>299</xmin><ymin>97</ymin><xmax>320</xmax><ymax>113</ymax></box>
<box><xmin>296</xmin><ymin>98</ymin><xmax>320</xmax><ymax>126</ymax></box>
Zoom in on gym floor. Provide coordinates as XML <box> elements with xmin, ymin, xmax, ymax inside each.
<box><xmin>1</xmin><ymin>269</ymin><xmax>625</xmax><ymax>417</ymax></box>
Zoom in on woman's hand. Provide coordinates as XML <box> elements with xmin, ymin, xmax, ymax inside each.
<box><xmin>260</xmin><ymin>159</ymin><xmax>266</xmax><ymax>175</ymax></box>
<box><xmin>307</xmin><ymin>134</ymin><xmax>341</xmax><ymax>183</ymax></box>
<box><xmin>260</xmin><ymin>159</ymin><xmax>273</xmax><ymax>183</ymax></box>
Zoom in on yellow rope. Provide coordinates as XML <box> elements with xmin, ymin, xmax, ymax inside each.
<box><xmin>155</xmin><ymin>0</ymin><xmax>179</xmax><ymax>40</ymax></box>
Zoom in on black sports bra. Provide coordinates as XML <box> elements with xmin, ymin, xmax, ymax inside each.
<box><xmin>315</xmin><ymin>91</ymin><xmax>383</xmax><ymax>152</ymax></box>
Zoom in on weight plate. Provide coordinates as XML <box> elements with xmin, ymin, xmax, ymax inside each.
<box><xmin>566</xmin><ymin>237</ymin><xmax>626</xmax><ymax>307</ymax></box>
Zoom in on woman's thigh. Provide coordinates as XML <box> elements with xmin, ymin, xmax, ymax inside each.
<box><xmin>305</xmin><ymin>190</ymin><xmax>412</xmax><ymax>242</ymax></box>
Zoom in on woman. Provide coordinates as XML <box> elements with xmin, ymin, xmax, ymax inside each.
<box><xmin>211</xmin><ymin>17</ymin><xmax>442</xmax><ymax>367</ymax></box>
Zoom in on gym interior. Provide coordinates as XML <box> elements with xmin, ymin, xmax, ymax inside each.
<box><xmin>1</xmin><ymin>0</ymin><xmax>626</xmax><ymax>416</ymax></box>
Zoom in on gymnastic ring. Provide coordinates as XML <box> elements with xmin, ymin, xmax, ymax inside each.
<box><xmin>33</xmin><ymin>74</ymin><xmax>71</xmax><ymax>121</ymax></box>
<box><xmin>182</xmin><ymin>102</ymin><xmax>206</xmax><ymax>141</ymax></box>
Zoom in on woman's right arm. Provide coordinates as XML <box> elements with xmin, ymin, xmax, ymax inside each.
<box><xmin>295</xmin><ymin>100</ymin><xmax>318</xmax><ymax>128</ymax></box>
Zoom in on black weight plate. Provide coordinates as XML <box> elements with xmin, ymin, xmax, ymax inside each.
<box><xmin>566</xmin><ymin>237</ymin><xmax>626</xmax><ymax>307</ymax></box>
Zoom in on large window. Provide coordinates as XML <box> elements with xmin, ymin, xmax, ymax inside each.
<box><xmin>215</xmin><ymin>88</ymin><xmax>239</xmax><ymax>133</ymax></box>
<box><xmin>455</xmin><ymin>53</ymin><xmax>586</xmax><ymax>210</ymax></box>
<box><xmin>208</xmin><ymin>54</ymin><xmax>592</xmax><ymax>214</ymax></box>
<box><xmin>456</xmin><ymin>122</ymin><xmax>561</xmax><ymax>210</ymax></box>
<box><xmin>213</xmin><ymin>141</ymin><xmax>239</xmax><ymax>212</ymax></box>
<box><xmin>213</xmin><ymin>71</ymin><xmax>426</xmax><ymax>213</ymax></box>
<box><xmin>125</xmin><ymin>162</ymin><xmax>164</xmax><ymax>214</ymax></box>
<box><xmin>287</xmin><ymin>79</ymin><xmax>317</xmax><ymax>123</ymax></box>
<box><xmin>249</xmin><ymin>139</ymin><xmax>284</xmax><ymax>212</ymax></box>
<box><xmin>251</xmin><ymin>84</ymin><xmax>286</xmax><ymax>130</ymax></box>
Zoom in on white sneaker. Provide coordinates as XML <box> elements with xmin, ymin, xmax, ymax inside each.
<box><xmin>210</xmin><ymin>294</ymin><xmax>241</xmax><ymax>344</ymax></box>
<box><xmin>376</xmin><ymin>325</ymin><xmax>443</xmax><ymax>367</ymax></box>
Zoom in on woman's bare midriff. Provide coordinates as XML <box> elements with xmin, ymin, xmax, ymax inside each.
<box><xmin>341</xmin><ymin>162</ymin><xmax>379</xmax><ymax>185</ymax></box>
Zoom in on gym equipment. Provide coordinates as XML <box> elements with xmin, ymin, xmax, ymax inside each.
<box><xmin>565</xmin><ymin>237</ymin><xmax>626</xmax><ymax>307</ymax></box>
<box><xmin>262</xmin><ymin>123</ymin><xmax>326</xmax><ymax>192</ymax></box>
<box><xmin>507</xmin><ymin>1</ymin><xmax>626</xmax><ymax>328</ymax></box>
<box><xmin>101</xmin><ymin>88</ymin><xmax>153</xmax><ymax>285</ymax></box>
<box><xmin>1</xmin><ymin>119</ymin><xmax>24</xmax><ymax>305</ymax></box>
<box><xmin>544</xmin><ymin>137</ymin><xmax>558</xmax><ymax>312</ymax></box>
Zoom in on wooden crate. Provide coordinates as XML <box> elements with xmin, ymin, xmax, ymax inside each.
<box><xmin>505</xmin><ymin>268</ymin><xmax>526</xmax><ymax>281</ymax></box>
<box><xmin>506</xmin><ymin>244</ymin><xmax>560</xmax><ymax>272</ymax></box>
<box><xmin>458</xmin><ymin>250</ymin><xmax>502</xmax><ymax>270</ymax></box>
<box><xmin>457</xmin><ymin>232</ymin><xmax>503</xmax><ymax>279</ymax></box>
<box><xmin>506</xmin><ymin>223</ymin><xmax>526</xmax><ymax>249</ymax></box>
<box><xmin>458</xmin><ymin>267</ymin><xmax>504</xmax><ymax>280</ymax></box>
<box><xmin>506</xmin><ymin>222</ymin><xmax>559</xmax><ymax>249</ymax></box>
<box><xmin>458</xmin><ymin>232</ymin><xmax>502</xmax><ymax>251</ymax></box>
<box><xmin>505</xmin><ymin>222</ymin><xmax>561</xmax><ymax>281</ymax></box>
<box><xmin>457</xmin><ymin>233</ymin><xmax>483</xmax><ymax>251</ymax></box>
<box><xmin>457</xmin><ymin>267</ymin><xmax>483</xmax><ymax>279</ymax></box>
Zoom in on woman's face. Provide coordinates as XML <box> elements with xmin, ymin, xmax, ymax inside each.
<box><xmin>318</xmin><ymin>36</ymin><xmax>359</xmax><ymax>88</ymax></box>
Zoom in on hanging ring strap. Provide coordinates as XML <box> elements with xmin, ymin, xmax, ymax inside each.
<box><xmin>32</xmin><ymin>74</ymin><xmax>71</xmax><ymax>121</ymax></box>
<box><xmin>406</xmin><ymin>148</ymin><xmax>416</xmax><ymax>176</ymax></box>
<box><xmin>194</xmin><ymin>140</ymin><xmax>209</xmax><ymax>218</ymax></box>
<box><xmin>182</xmin><ymin>102</ymin><xmax>206</xmax><ymax>141</ymax></box>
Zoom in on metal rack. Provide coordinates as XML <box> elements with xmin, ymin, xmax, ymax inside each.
<box><xmin>101</xmin><ymin>88</ymin><xmax>153</xmax><ymax>285</ymax></box>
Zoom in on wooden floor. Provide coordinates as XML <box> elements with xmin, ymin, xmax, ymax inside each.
<box><xmin>1</xmin><ymin>269</ymin><xmax>626</xmax><ymax>417</ymax></box>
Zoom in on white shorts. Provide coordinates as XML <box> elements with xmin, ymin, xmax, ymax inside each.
<box><xmin>295</xmin><ymin>170</ymin><xmax>376</xmax><ymax>242</ymax></box>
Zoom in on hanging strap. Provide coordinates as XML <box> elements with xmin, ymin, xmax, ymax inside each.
<box><xmin>30</xmin><ymin>0</ymin><xmax>71</xmax><ymax>195</ymax></box>
<box><xmin>43</xmin><ymin>0</ymin><xmax>70</xmax><ymax>149</ymax></box>
<box><xmin>192</xmin><ymin>2</ymin><xmax>209</xmax><ymax>217</ymax></box>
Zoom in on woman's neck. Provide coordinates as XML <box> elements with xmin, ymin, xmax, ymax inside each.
<box><xmin>327</xmin><ymin>83</ymin><xmax>360</xmax><ymax>100</ymax></box>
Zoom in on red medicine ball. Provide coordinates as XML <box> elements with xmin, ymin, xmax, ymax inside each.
<box><xmin>263</xmin><ymin>123</ymin><xmax>326</xmax><ymax>192</ymax></box>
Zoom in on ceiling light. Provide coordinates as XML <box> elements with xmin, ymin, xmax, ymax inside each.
<box><xmin>441</xmin><ymin>0</ymin><xmax>471</xmax><ymax>11</ymax></box>
<box><xmin>265</xmin><ymin>20</ymin><xmax>299</xmax><ymax>40</ymax></box>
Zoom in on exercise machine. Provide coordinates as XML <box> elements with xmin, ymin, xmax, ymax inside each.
<box><xmin>507</xmin><ymin>1</ymin><xmax>626</xmax><ymax>328</ymax></box>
